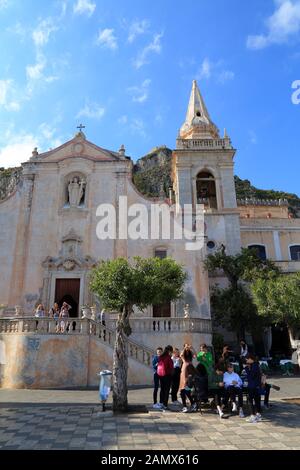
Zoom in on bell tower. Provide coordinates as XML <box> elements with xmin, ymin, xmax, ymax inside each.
<box><xmin>173</xmin><ymin>80</ymin><xmax>241</xmax><ymax>254</ymax></box>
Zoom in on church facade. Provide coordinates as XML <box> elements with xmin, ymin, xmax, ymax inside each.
<box><xmin>0</xmin><ymin>80</ymin><xmax>299</xmax><ymax>351</ymax></box>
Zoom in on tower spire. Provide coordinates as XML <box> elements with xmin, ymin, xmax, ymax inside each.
<box><xmin>179</xmin><ymin>80</ymin><xmax>219</xmax><ymax>139</ymax></box>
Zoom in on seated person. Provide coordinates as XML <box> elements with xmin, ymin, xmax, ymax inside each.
<box><xmin>196</xmin><ymin>362</ymin><xmax>208</xmax><ymax>377</ymax></box>
<box><xmin>223</xmin><ymin>363</ymin><xmax>245</xmax><ymax>418</ymax></box>
<box><xmin>209</xmin><ymin>366</ymin><xmax>226</xmax><ymax>419</ymax></box>
<box><xmin>188</xmin><ymin>366</ymin><xmax>209</xmax><ymax>410</ymax></box>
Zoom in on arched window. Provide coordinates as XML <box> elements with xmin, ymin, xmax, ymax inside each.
<box><xmin>248</xmin><ymin>244</ymin><xmax>267</xmax><ymax>260</ymax></box>
<box><xmin>290</xmin><ymin>245</ymin><xmax>300</xmax><ymax>261</ymax></box>
<box><xmin>196</xmin><ymin>171</ymin><xmax>217</xmax><ymax>209</ymax></box>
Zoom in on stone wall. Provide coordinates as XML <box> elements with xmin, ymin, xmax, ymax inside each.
<box><xmin>0</xmin><ymin>333</ymin><xmax>153</xmax><ymax>389</ymax></box>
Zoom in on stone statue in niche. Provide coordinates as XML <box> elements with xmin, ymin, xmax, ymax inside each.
<box><xmin>68</xmin><ymin>177</ymin><xmax>85</xmax><ymax>207</ymax></box>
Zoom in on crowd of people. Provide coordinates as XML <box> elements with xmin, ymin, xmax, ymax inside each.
<box><xmin>152</xmin><ymin>341</ymin><xmax>274</xmax><ymax>423</ymax></box>
<box><xmin>34</xmin><ymin>302</ymin><xmax>71</xmax><ymax>333</ymax></box>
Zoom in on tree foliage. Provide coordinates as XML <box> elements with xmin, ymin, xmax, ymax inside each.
<box><xmin>205</xmin><ymin>247</ymin><xmax>279</xmax><ymax>340</ymax></box>
<box><xmin>90</xmin><ymin>256</ymin><xmax>187</xmax><ymax>411</ymax></box>
<box><xmin>251</xmin><ymin>272</ymin><xmax>300</xmax><ymax>336</ymax></box>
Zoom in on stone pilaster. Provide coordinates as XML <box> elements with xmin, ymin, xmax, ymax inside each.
<box><xmin>8</xmin><ymin>172</ymin><xmax>35</xmax><ymax>308</ymax></box>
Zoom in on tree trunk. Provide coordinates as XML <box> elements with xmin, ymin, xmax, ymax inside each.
<box><xmin>112</xmin><ymin>305</ymin><xmax>131</xmax><ymax>411</ymax></box>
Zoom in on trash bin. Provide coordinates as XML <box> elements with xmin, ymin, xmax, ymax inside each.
<box><xmin>98</xmin><ymin>370</ymin><xmax>112</xmax><ymax>411</ymax></box>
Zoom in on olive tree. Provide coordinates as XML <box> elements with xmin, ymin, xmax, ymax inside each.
<box><xmin>90</xmin><ymin>256</ymin><xmax>187</xmax><ymax>411</ymax></box>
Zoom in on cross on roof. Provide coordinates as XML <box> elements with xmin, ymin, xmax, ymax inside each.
<box><xmin>77</xmin><ymin>123</ymin><xmax>85</xmax><ymax>132</ymax></box>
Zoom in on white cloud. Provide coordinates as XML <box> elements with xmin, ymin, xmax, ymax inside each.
<box><xmin>198</xmin><ymin>58</ymin><xmax>212</xmax><ymax>79</ymax></box>
<box><xmin>217</xmin><ymin>70</ymin><xmax>235</xmax><ymax>84</ymax></box>
<box><xmin>26</xmin><ymin>54</ymin><xmax>46</xmax><ymax>81</ymax></box>
<box><xmin>128</xmin><ymin>19</ymin><xmax>149</xmax><ymax>43</ymax></box>
<box><xmin>26</xmin><ymin>53</ymin><xmax>62</xmax><ymax>95</ymax></box>
<box><xmin>130</xmin><ymin>118</ymin><xmax>146</xmax><ymax>137</ymax></box>
<box><xmin>96</xmin><ymin>28</ymin><xmax>118</xmax><ymax>50</ymax></box>
<box><xmin>32</xmin><ymin>18</ymin><xmax>58</xmax><ymax>47</ymax></box>
<box><xmin>249</xmin><ymin>130</ymin><xmax>258</xmax><ymax>144</ymax></box>
<box><xmin>127</xmin><ymin>79</ymin><xmax>151</xmax><ymax>103</ymax></box>
<box><xmin>133</xmin><ymin>32</ymin><xmax>163</xmax><ymax>68</ymax></box>
<box><xmin>6</xmin><ymin>22</ymin><xmax>27</xmax><ymax>40</ymax></box>
<box><xmin>76</xmin><ymin>102</ymin><xmax>105</xmax><ymax>120</ymax></box>
<box><xmin>0</xmin><ymin>136</ymin><xmax>36</xmax><ymax>168</ymax></box>
<box><xmin>247</xmin><ymin>0</ymin><xmax>300</xmax><ymax>49</ymax></box>
<box><xmin>155</xmin><ymin>114</ymin><xmax>163</xmax><ymax>126</ymax></box>
<box><xmin>0</xmin><ymin>0</ymin><xmax>10</xmax><ymax>9</ymax></box>
<box><xmin>0</xmin><ymin>124</ymin><xmax>64</xmax><ymax>168</ymax></box>
<box><xmin>73</xmin><ymin>0</ymin><xmax>96</xmax><ymax>17</ymax></box>
<box><xmin>197</xmin><ymin>58</ymin><xmax>234</xmax><ymax>84</ymax></box>
<box><xmin>0</xmin><ymin>80</ymin><xmax>21</xmax><ymax>112</ymax></box>
<box><xmin>118</xmin><ymin>115</ymin><xmax>128</xmax><ymax>125</ymax></box>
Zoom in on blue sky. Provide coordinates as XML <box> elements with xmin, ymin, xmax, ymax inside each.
<box><xmin>0</xmin><ymin>0</ymin><xmax>299</xmax><ymax>195</ymax></box>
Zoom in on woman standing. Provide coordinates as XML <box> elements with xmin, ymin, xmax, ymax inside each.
<box><xmin>59</xmin><ymin>302</ymin><xmax>71</xmax><ymax>333</ymax></box>
<box><xmin>179</xmin><ymin>347</ymin><xmax>196</xmax><ymax>412</ymax></box>
<box><xmin>245</xmin><ymin>353</ymin><xmax>262</xmax><ymax>423</ymax></box>
<box><xmin>157</xmin><ymin>345</ymin><xmax>174</xmax><ymax>410</ymax></box>
<box><xmin>171</xmin><ymin>348</ymin><xmax>182</xmax><ymax>404</ymax></box>
<box><xmin>197</xmin><ymin>343</ymin><xmax>213</xmax><ymax>378</ymax></box>
<box><xmin>49</xmin><ymin>303</ymin><xmax>60</xmax><ymax>319</ymax></box>
<box><xmin>35</xmin><ymin>304</ymin><xmax>45</xmax><ymax>317</ymax></box>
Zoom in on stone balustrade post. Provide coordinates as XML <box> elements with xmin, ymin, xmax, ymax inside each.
<box><xmin>18</xmin><ymin>319</ymin><xmax>24</xmax><ymax>333</ymax></box>
<box><xmin>80</xmin><ymin>318</ymin><xmax>89</xmax><ymax>334</ymax></box>
<box><xmin>48</xmin><ymin>319</ymin><xmax>57</xmax><ymax>334</ymax></box>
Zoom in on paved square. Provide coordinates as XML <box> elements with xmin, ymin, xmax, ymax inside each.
<box><xmin>0</xmin><ymin>377</ymin><xmax>299</xmax><ymax>450</ymax></box>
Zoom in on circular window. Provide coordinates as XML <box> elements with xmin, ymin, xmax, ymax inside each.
<box><xmin>196</xmin><ymin>111</ymin><xmax>201</xmax><ymax>117</ymax></box>
<box><xmin>207</xmin><ymin>241</ymin><xmax>215</xmax><ymax>250</ymax></box>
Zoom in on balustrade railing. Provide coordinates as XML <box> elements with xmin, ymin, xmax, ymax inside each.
<box><xmin>176</xmin><ymin>138</ymin><xmax>232</xmax><ymax>150</ymax></box>
<box><xmin>106</xmin><ymin>316</ymin><xmax>212</xmax><ymax>334</ymax></box>
<box><xmin>0</xmin><ymin>316</ymin><xmax>155</xmax><ymax>368</ymax></box>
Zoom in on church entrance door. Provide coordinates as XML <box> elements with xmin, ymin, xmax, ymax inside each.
<box><xmin>153</xmin><ymin>303</ymin><xmax>171</xmax><ymax>318</ymax></box>
<box><xmin>55</xmin><ymin>278</ymin><xmax>80</xmax><ymax>317</ymax></box>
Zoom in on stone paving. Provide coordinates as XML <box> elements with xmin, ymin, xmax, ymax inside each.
<box><xmin>0</xmin><ymin>376</ymin><xmax>299</xmax><ymax>450</ymax></box>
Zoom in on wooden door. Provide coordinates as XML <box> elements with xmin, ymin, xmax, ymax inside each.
<box><xmin>153</xmin><ymin>303</ymin><xmax>171</xmax><ymax>318</ymax></box>
<box><xmin>55</xmin><ymin>278</ymin><xmax>80</xmax><ymax>317</ymax></box>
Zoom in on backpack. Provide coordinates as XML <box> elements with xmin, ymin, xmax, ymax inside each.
<box><xmin>157</xmin><ymin>358</ymin><xmax>166</xmax><ymax>377</ymax></box>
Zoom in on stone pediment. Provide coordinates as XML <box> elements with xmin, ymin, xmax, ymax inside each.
<box><xmin>26</xmin><ymin>132</ymin><xmax>125</xmax><ymax>164</ymax></box>
<box><xmin>42</xmin><ymin>254</ymin><xmax>97</xmax><ymax>271</ymax></box>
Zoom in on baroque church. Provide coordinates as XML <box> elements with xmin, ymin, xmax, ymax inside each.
<box><xmin>0</xmin><ymin>81</ymin><xmax>299</xmax><ymax>388</ymax></box>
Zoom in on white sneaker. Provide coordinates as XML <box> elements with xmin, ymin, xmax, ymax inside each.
<box><xmin>239</xmin><ymin>409</ymin><xmax>245</xmax><ymax>418</ymax></box>
<box><xmin>256</xmin><ymin>413</ymin><xmax>262</xmax><ymax>422</ymax></box>
<box><xmin>153</xmin><ymin>403</ymin><xmax>161</xmax><ymax>409</ymax></box>
<box><xmin>232</xmin><ymin>402</ymin><xmax>237</xmax><ymax>413</ymax></box>
<box><xmin>246</xmin><ymin>415</ymin><xmax>257</xmax><ymax>423</ymax></box>
<box><xmin>219</xmin><ymin>411</ymin><xmax>225</xmax><ymax>419</ymax></box>
<box><xmin>181</xmin><ymin>407</ymin><xmax>188</xmax><ymax>413</ymax></box>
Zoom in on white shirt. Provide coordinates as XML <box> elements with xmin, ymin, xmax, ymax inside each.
<box><xmin>223</xmin><ymin>371</ymin><xmax>243</xmax><ymax>388</ymax></box>
<box><xmin>240</xmin><ymin>345</ymin><xmax>248</xmax><ymax>357</ymax></box>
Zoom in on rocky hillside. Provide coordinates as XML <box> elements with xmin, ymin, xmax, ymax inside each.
<box><xmin>132</xmin><ymin>146</ymin><xmax>172</xmax><ymax>198</ymax></box>
<box><xmin>132</xmin><ymin>147</ymin><xmax>300</xmax><ymax>215</ymax></box>
<box><xmin>0</xmin><ymin>167</ymin><xmax>22</xmax><ymax>201</ymax></box>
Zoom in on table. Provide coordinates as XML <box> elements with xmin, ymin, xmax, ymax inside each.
<box><xmin>279</xmin><ymin>359</ymin><xmax>294</xmax><ymax>376</ymax></box>
<box><xmin>259</xmin><ymin>360</ymin><xmax>270</xmax><ymax>373</ymax></box>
